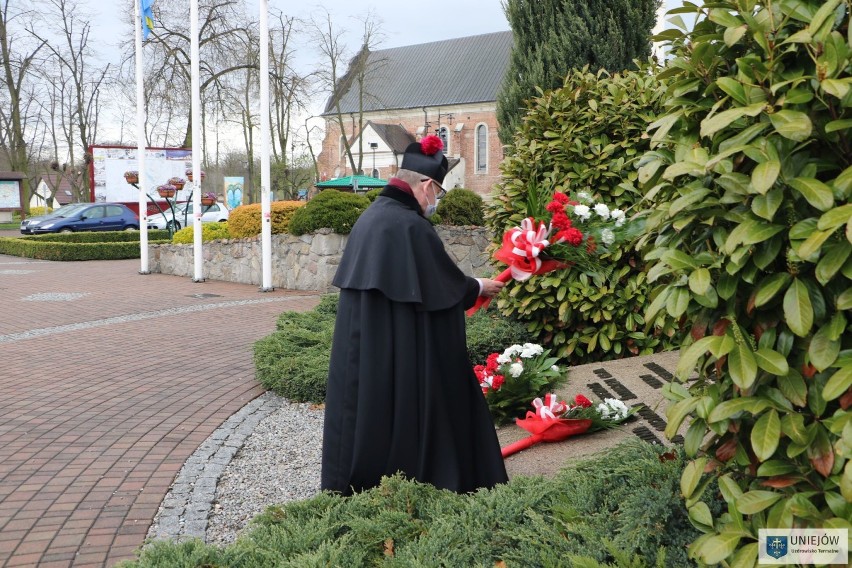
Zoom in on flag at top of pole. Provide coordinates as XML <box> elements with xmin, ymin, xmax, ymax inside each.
<box><xmin>140</xmin><ymin>0</ymin><xmax>155</xmax><ymax>40</ymax></box>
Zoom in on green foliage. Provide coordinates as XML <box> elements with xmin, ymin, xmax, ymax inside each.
<box><xmin>465</xmin><ymin>309</ymin><xmax>538</xmax><ymax>364</ymax></box>
<box><xmin>253</xmin><ymin>303</ymin><xmax>335</xmax><ymax>403</ymax></box>
<box><xmin>119</xmin><ymin>440</ymin><xmax>709</xmax><ymax>567</ymax></box>
<box><xmin>171</xmin><ymin>222</ymin><xmax>230</xmax><ymax>244</ymax></box>
<box><xmin>288</xmin><ymin>189</ymin><xmax>370</xmax><ymax>235</ymax></box>
<box><xmin>364</xmin><ymin>188</ymin><xmax>381</xmax><ymax>202</ymax></box>
<box><xmin>639</xmin><ymin>1</ymin><xmax>852</xmax><ymax>564</ymax></box>
<box><xmin>0</xmin><ymin>230</ymin><xmax>170</xmax><ymax>260</ymax></box>
<box><xmin>227</xmin><ymin>201</ymin><xmax>305</xmax><ymax>238</ymax></box>
<box><xmin>497</xmin><ymin>0</ymin><xmax>660</xmax><ymax>144</ymax></box>
<box><xmin>435</xmin><ymin>188</ymin><xmax>484</xmax><ymax>226</ymax></box>
<box><xmin>486</xmin><ymin>66</ymin><xmax>681</xmax><ymax>365</ymax></box>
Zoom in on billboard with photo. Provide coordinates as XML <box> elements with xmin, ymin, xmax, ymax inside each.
<box><xmin>88</xmin><ymin>145</ymin><xmax>193</xmax><ymax>204</ymax></box>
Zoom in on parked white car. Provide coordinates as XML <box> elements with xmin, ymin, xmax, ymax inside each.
<box><xmin>147</xmin><ymin>201</ymin><xmax>229</xmax><ymax>231</ymax></box>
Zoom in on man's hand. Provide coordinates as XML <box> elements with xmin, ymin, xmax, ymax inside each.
<box><xmin>478</xmin><ymin>278</ymin><xmax>505</xmax><ymax>298</ymax></box>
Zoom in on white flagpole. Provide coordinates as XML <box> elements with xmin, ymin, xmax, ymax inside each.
<box><xmin>191</xmin><ymin>0</ymin><xmax>204</xmax><ymax>282</ymax></box>
<box><xmin>259</xmin><ymin>0</ymin><xmax>273</xmax><ymax>291</ymax></box>
<box><xmin>135</xmin><ymin>0</ymin><xmax>149</xmax><ymax>274</ymax></box>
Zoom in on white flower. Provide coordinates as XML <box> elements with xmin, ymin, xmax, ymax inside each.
<box><xmin>610</xmin><ymin>209</ymin><xmax>626</xmax><ymax>226</ymax></box>
<box><xmin>577</xmin><ymin>191</ymin><xmax>591</xmax><ymax>202</ymax></box>
<box><xmin>551</xmin><ymin>365</ymin><xmax>560</xmax><ymax>372</ymax></box>
<box><xmin>593</xmin><ymin>203</ymin><xmax>610</xmax><ymax>219</ymax></box>
<box><xmin>520</xmin><ymin>343</ymin><xmax>544</xmax><ymax>358</ymax></box>
<box><xmin>509</xmin><ymin>362</ymin><xmax>524</xmax><ymax>377</ymax></box>
<box><xmin>573</xmin><ymin>204</ymin><xmax>591</xmax><ymax>220</ymax></box>
<box><xmin>498</xmin><ymin>344</ymin><xmax>522</xmax><ymax>364</ymax></box>
<box><xmin>601</xmin><ymin>228</ymin><xmax>615</xmax><ymax>246</ymax></box>
<box><xmin>598</xmin><ymin>398</ymin><xmax>629</xmax><ymax>420</ymax></box>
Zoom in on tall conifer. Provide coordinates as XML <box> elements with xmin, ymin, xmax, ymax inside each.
<box><xmin>497</xmin><ymin>0</ymin><xmax>660</xmax><ymax>144</ymax></box>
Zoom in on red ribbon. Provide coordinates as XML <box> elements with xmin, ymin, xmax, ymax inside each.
<box><xmin>500</xmin><ymin>414</ymin><xmax>592</xmax><ymax>458</ymax></box>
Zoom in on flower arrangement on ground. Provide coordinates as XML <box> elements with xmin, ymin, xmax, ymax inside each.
<box><xmin>467</xmin><ymin>191</ymin><xmax>634</xmax><ymax>315</ymax></box>
<box><xmin>474</xmin><ymin>343</ymin><xmax>566</xmax><ymax>425</ymax></box>
<box><xmin>501</xmin><ymin>392</ymin><xmax>638</xmax><ymax>457</ymax></box>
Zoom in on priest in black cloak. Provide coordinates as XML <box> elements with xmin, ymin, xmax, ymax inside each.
<box><xmin>321</xmin><ymin>135</ymin><xmax>509</xmax><ymax>496</ymax></box>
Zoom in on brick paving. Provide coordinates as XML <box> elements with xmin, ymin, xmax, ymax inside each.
<box><xmin>0</xmin><ymin>251</ymin><xmax>320</xmax><ymax>567</ymax></box>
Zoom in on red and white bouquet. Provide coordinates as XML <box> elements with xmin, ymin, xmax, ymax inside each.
<box><xmin>468</xmin><ymin>191</ymin><xmax>631</xmax><ymax>315</ymax></box>
<box><xmin>501</xmin><ymin>392</ymin><xmax>638</xmax><ymax>458</ymax></box>
<box><xmin>473</xmin><ymin>343</ymin><xmax>566</xmax><ymax>426</ymax></box>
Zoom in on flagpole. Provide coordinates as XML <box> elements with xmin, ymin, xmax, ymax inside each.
<box><xmin>135</xmin><ymin>0</ymin><xmax>149</xmax><ymax>274</ymax></box>
<box><xmin>190</xmin><ymin>0</ymin><xmax>204</xmax><ymax>282</ymax></box>
<box><xmin>259</xmin><ymin>0</ymin><xmax>273</xmax><ymax>291</ymax></box>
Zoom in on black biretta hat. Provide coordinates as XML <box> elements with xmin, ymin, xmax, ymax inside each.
<box><xmin>400</xmin><ymin>135</ymin><xmax>448</xmax><ymax>188</ymax></box>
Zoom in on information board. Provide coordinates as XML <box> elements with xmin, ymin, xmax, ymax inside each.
<box><xmin>89</xmin><ymin>145</ymin><xmax>193</xmax><ymax>203</ymax></box>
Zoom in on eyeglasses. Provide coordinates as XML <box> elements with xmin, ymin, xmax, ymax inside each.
<box><xmin>421</xmin><ymin>178</ymin><xmax>446</xmax><ymax>199</ymax></box>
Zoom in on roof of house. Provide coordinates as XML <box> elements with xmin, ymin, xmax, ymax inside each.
<box><xmin>36</xmin><ymin>174</ymin><xmax>74</xmax><ymax>205</ymax></box>
<box><xmin>367</xmin><ymin>122</ymin><xmax>416</xmax><ymax>154</ymax></box>
<box><xmin>315</xmin><ymin>174</ymin><xmax>388</xmax><ymax>189</ymax></box>
<box><xmin>324</xmin><ymin>30</ymin><xmax>513</xmax><ymax>115</ymax></box>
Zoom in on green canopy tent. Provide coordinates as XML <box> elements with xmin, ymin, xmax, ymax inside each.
<box><xmin>315</xmin><ymin>174</ymin><xmax>387</xmax><ymax>194</ymax></box>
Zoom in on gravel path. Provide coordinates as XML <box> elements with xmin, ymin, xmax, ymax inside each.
<box><xmin>205</xmin><ymin>396</ymin><xmax>324</xmax><ymax>546</ymax></box>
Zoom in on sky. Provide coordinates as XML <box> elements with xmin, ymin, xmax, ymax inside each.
<box><xmin>81</xmin><ymin>0</ymin><xmax>685</xmax><ymax>147</ymax></box>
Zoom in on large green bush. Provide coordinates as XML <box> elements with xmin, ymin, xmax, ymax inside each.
<box><xmin>435</xmin><ymin>188</ymin><xmax>484</xmax><ymax>226</ymax></box>
<box><xmin>171</xmin><ymin>222</ymin><xmax>230</xmax><ymax>243</ymax></box>
<box><xmin>485</xmin><ymin>66</ymin><xmax>681</xmax><ymax>364</ymax></box>
<box><xmin>288</xmin><ymin>190</ymin><xmax>370</xmax><ymax>235</ymax></box>
<box><xmin>0</xmin><ymin>230</ymin><xmax>170</xmax><ymax>260</ymax></box>
<box><xmin>119</xmin><ymin>440</ymin><xmax>714</xmax><ymax>567</ymax></box>
<box><xmin>639</xmin><ymin>1</ymin><xmax>852</xmax><ymax>564</ymax></box>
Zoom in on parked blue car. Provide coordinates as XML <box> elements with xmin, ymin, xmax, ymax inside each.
<box><xmin>21</xmin><ymin>203</ymin><xmax>139</xmax><ymax>234</ymax></box>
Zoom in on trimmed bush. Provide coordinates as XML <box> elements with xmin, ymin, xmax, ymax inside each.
<box><xmin>0</xmin><ymin>230</ymin><xmax>170</xmax><ymax>260</ymax></box>
<box><xmin>638</xmin><ymin>1</ymin><xmax>852</xmax><ymax>564</ymax></box>
<box><xmin>484</xmin><ymin>65</ymin><xmax>681</xmax><ymax>365</ymax></box>
<box><xmin>227</xmin><ymin>201</ymin><xmax>305</xmax><ymax>238</ymax></box>
<box><xmin>171</xmin><ymin>222</ymin><xmax>230</xmax><ymax>244</ymax></box>
<box><xmin>435</xmin><ymin>188</ymin><xmax>484</xmax><ymax>226</ymax></box>
<box><xmin>364</xmin><ymin>188</ymin><xmax>381</xmax><ymax>202</ymax></box>
<box><xmin>119</xmin><ymin>440</ymin><xmax>715</xmax><ymax>567</ymax></box>
<box><xmin>465</xmin><ymin>309</ymin><xmax>538</xmax><ymax>364</ymax></box>
<box><xmin>288</xmin><ymin>190</ymin><xmax>370</xmax><ymax>235</ymax></box>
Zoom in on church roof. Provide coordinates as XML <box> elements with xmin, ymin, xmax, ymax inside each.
<box><xmin>323</xmin><ymin>30</ymin><xmax>513</xmax><ymax>115</ymax></box>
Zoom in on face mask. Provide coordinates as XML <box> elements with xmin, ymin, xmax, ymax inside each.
<box><xmin>423</xmin><ymin>181</ymin><xmax>438</xmax><ymax>218</ymax></box>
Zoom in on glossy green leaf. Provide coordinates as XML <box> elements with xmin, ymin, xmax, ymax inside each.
<box><xmin>751</xmin><ymin>410</ymin><xmax>781</xmax><ymax>461</ymax></box>
<box><xmin>783</xmin><ymin>278</ymin><xmax>814</xmax><ymax>337</ymax></box>
<box><xmin>823</xmin><ymin>364</ymin><xmax>852</xmax><ymax>401</ymax></box>
<box><xmin>700</xmin><ymin>102</ymin><xmax>765</xmax><ymax>138</ymax></box>
<box><xmin>689</xmin><ymin>501</ymin><xmax>714</xmax><ymax>528</ymax></box>
<box><xmin>836</xmin><ymin>288</ymin><xmax>852</xmax><ymax>310</ymax></box>
<box><xmin>825</xmin><ymin>118</ymin><xmax>852</xmax><ymax>133</ymax></box>
<box><xmin>755</xmin><ymin>348</ymin><xmax>789</xmax><ymax>376</ymax></box>
<box><xmin>754</xmin><ymin>273</ymin><xmax>791</xmax><ymax>307</ymax></box>
<box><xmin>809</xmin><ymin>325</ymin><xmax>840</xmax><ymax>372</ymax></box>
<box><xmin>737</xmin><ymin>490</ymin><xmax>782</xmax><ymax>514</ymax></box>
<box><xmin>708</xmin><ymin>397</ymin><xmax>770</xmax><ymax>422</ymax></box>
<box><xmin>752</xmin><ymin>188</ymin><xmax>783</xmax><ymax>220</ymax></box>
<box><xmin>816</xmin><ymin>242</ymin><xmax>851</xmax><ymax>285</ymax></box>
<box><xmin>697</xmin><ymin>532</ymin><xmax>742</xmax><ymax>565</ymax></box>
<box><xmin>666</xmin><ymin>396</ymin><xmax>702</xmax><ymax>440</ymax></box>
<box><xmin>681</xmin><ymin>457</ymin><xmax>708</xmax><ymax>499</ymax></box>
<box><xmin>751</xmin><ymin>160</ymin><xmax>780</xmax><ymax>194</ymax></box>
<box><xmin>781</xmin><ymin>412</ymin><xmax>808</xmax><ymax>444</ymax></box>
<box><xmin>797</xmin><ymin>229</ymin><xmax>834</xmax><ymax>259</ymax></box>
<box><xmin>729</xmin><ymin>342</ymin><xmax>758</xmax><ymax>389</ymax></box>
<box><xmin>689</xmin><ymin>268</ymin><xmax>712</xmax><ymax>295</ymax></box>
<box><xmin>716</xmin><ymin>77</ymin><xmax>748</xmax><ymax>105</ymax></box>
<box><xmin>666</xmin><ymin>286</ymin><xmax>690</xmax><ymax>317</ymax></box>
<box><xmin>730</xmin><ymin>543</ymin><xmax>759</xmax><ymax>568</ymax></box>
<box><xmin>817</xmin><ymin>204</ymin><xmax>852</xmax><ymax>231</ymax></box>
<box><xmin>790</xmin><ymin>178</ymin><xmax>835</xmax><ymax>211</ymax></box>
<box><xmin>769</xmin><ymin>110</ymin><xmax>813</xmax><ymax>141</ymax></box>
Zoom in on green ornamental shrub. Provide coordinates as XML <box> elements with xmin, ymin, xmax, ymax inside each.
<box><xmin>485</xmin><ymin>66</ymin><xmax>680</xmax><ymax>365</ymax></box>
<box><xmin>639</xmin><ymin>1</ymin><xmax>852</xmax><ymax>564</ymax></box>
<box><xmin>435</xmin><ymin>188</ymin><xmax>484</xmax><ymax>226</ymax></box>
<box><xmin>227</xmin><ymin>201</ymin><xmax>304</xmax><ymax>238</ymax></box>
<box><xmin>171</xmin><ymin>222</ymin><xmax>230</xmax><ymax>244</ymax></box>
<box><xmin>288</xmin><ymin>189</ymin><xmax>370</xmax><ymax>235</ymax></box>
<box><xmin>118</xmin><ymin>440</ymin><xmax>713</xmax><ymax>567</ymax></box>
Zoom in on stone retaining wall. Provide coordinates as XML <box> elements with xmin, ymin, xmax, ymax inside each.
<box><xmin>150</xmin><ymin>226</ymin><xmax>493</xmax><ymax>292</ymax></box>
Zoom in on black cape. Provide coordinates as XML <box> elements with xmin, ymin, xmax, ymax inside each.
<box><xmin>321</xmin><ymin>186</ymin><xmax>508</xmax><ymax>495</ymax></box>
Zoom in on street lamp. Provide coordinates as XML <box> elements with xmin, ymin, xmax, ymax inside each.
<box><xmin>369</xmin><ymin>142</ymin><xmax>378</xmax><ymax>178</ymax></box>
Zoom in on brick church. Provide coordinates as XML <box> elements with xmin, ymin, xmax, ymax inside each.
<box><xmin>316</xmin><ymin>31</ymin><xmax>513</xmax><ymax>199</ymax></box>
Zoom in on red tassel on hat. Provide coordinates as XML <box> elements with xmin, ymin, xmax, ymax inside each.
<box><xmin>420</xmin><ymin>135</ymin><xmax>443</xmax><ymax>156</ymax></box>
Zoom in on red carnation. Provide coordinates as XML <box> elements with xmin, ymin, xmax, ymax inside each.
<box><xmin>552</xmin><ymin>192</ymin><xmax>570</xmax><ymax>204</ymax></box>
<box><xmin>491</xmin><ymin>374</ymin><xmax>505</xmax><ymax>390</ymax></box>
<box><xmin>574</xmin><ymin>394</ymin><xmax>593</xmax><ymax>408</ymax></box>
<box><xmin>550</xmin><ymin>210</ymin><xmax>572</xmax><ymax>230</ymax></box>
<box><xmin>545</xmin><ymin>200</ymin><xmax>564</xmax><ymax>214</ymax></box>
<box><xmin>555</xmin><ymin>226</ymin><xmax>584</xmax><ymax>246</ymax></box>
<box><xmin>420</xmin><ymin>135</ymin><xmax>443</xmax><ymax>156</ymax></box>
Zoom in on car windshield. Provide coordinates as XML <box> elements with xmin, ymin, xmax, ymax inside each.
<box><xmin>49</xmin><ymin>204</ymin><xmax>89</xmax><ymax>218</ymax></box>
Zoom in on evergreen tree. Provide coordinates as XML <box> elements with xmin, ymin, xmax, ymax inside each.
<box><xmin>497</xmin><ymin>0</ymin><xmax>660</xmax><ymax>144</ymax></box>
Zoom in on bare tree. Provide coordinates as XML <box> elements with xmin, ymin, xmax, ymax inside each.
<box><xmin>0</xmin><ymin>0</ymin><xmax>48</xmax><ymax>211</ymax></box>
<box><xmin>310</xmin><ymin>9</ymin><xmax>384</xmax><ymax>176</ymax></box>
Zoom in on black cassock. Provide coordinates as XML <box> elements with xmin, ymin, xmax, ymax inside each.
<box><xmin>321</xmin><ymin>186</ymin><xmax>508</xmax><ymax>495</ymax></box>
